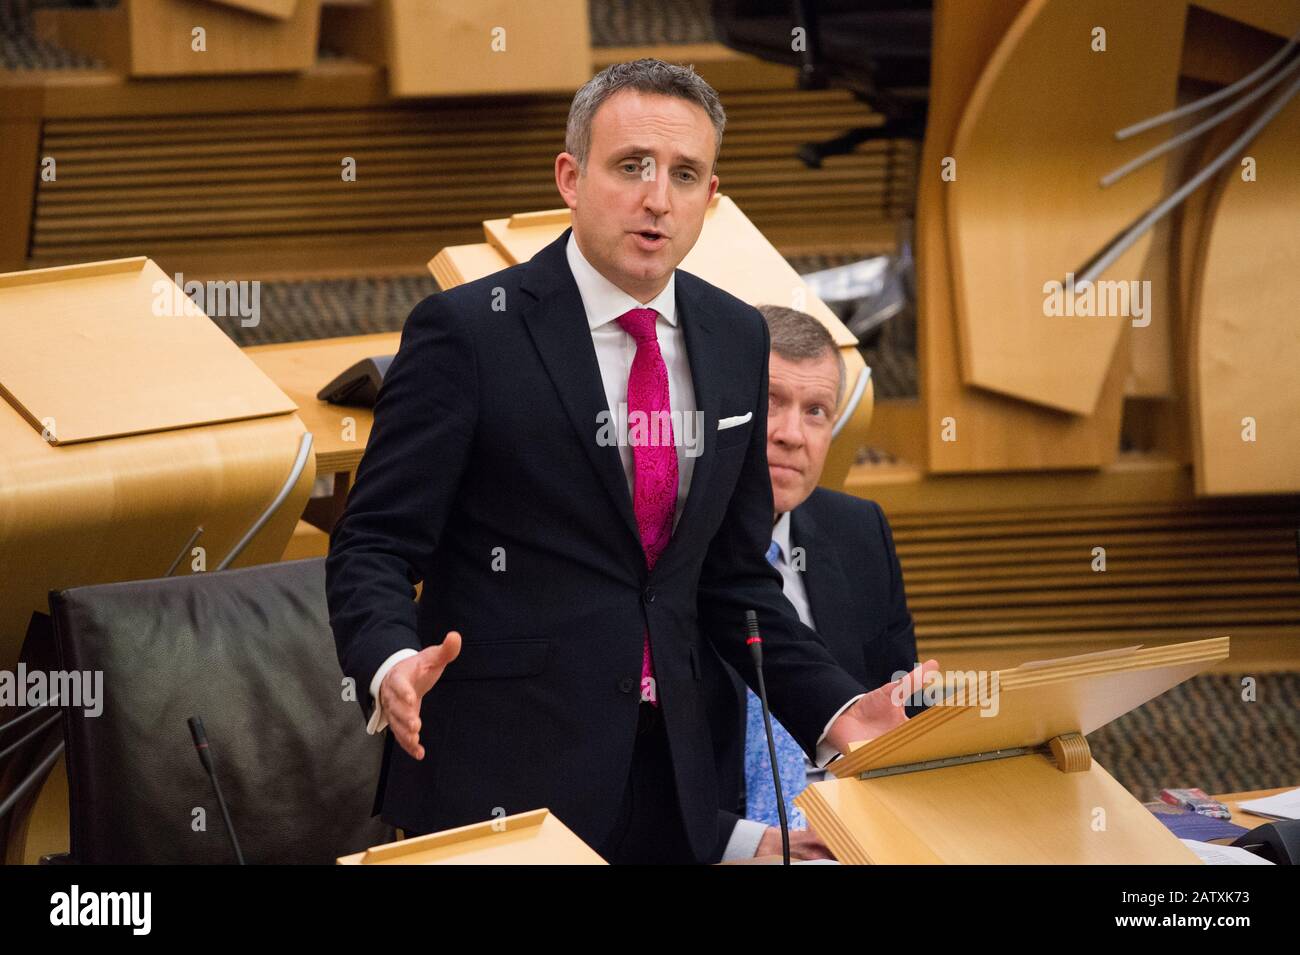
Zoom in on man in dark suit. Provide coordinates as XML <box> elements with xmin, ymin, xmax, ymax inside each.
<box><xmin>711</xmin><ymin>305</ymin><xmax>920</xmax><ymax>862</ymax></box>
<box><xmin>326</xmin><ymin>59</ymin><xmax>933</xmax><ymax>864</ymax></box>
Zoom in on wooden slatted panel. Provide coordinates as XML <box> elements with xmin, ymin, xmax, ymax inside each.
<box><xmin>30</xmin><ymin>90</ymin><xmax>916</xmax><ymax>272</ymax></box>
<box><xmin>884</xmin><ymin>496</ymin><xmax>1300</xmax><ymax>641</ymax></box>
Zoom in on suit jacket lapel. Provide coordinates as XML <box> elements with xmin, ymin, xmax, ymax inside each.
<box><xmin>666</xmin><ymin>279</ymin><xmax>720</xmax><ymax>561</ymax></box>
<box><xmin>520</xmin><ymin>230</ymin><xmax>642</xmax><ymax>550</ymax></box>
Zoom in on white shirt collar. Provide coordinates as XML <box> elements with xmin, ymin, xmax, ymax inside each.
<box><xmin>566</xmin><ymin>231</ymin><xmax>677</xmax><ymax>330</ymax></box>
<box><xmin>772</xmin><ymin>510</ymin><xmax>793</xmax><ymax>564</ymax></box>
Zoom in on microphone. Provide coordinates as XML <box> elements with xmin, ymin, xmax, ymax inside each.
<box><xmin>188</xmin><ymin>716</ymin><xmax>246</xmax><ymax>865</ymax></box>
<box><xmin>745</xmin><ymin>609</ymin><xmax>790</xmax><ymax>865</ymax></box>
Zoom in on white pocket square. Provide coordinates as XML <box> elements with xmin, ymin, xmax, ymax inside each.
<box><xmin>717</xmin><ymin>412</ymin><xmax>752</xmax><ymax>430</ymax></box>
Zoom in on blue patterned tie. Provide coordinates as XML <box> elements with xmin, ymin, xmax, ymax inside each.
<box><xmin>744</xmin><ymin>538</ymin><xmax>809</xmax><ymax>829</ymax></box>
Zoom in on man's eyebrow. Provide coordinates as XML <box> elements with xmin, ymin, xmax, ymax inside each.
<box><xmin>788</xmin><ymin>380</ymin><xmax>839</xmax><ymax>404</ymax></box>
<box><xmin>795</xmin><ymin>383</ymin><xmax>836</xmax><ymax>400</ymax></box>
<box><xmin>614</xmin><ymin>146</ymin><xmax>707</xmax><ymax>169</ymax></box>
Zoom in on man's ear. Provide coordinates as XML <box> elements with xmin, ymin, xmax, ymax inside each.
<box><xmin>555</xmin><ymin>152</ymin><xmax>581</xmax><ymax>210</ymax></box>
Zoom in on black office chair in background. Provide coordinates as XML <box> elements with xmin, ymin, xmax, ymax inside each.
<box><xmin>36</xmin><ymin>558</ymin><xmax>392</xmax><ymax>864</ymax></box>
<box><xmin>712</xmin><ymin>0</ymin><xmax>933</xmax><ymax>167</ymax></box>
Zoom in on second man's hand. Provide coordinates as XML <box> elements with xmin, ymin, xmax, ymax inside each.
<box><xmin>825</xmin><ymin>659</ymin><xmax>940</xmax><ymax>756</ymax></box>
<box><xmin>757</xmin><ymin>825</ymin><xmax>834</xmax><ymax>861</ymax></box>
<box><xmin>380</xmin><ymin>631</ymin><xmax>462</xmax><ymax>760</ymax></box>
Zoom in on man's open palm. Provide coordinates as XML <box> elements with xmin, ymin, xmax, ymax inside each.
<box><xmin>380</xmin><ymin>632</ymin><xmax>462</xmax><ymax>760</ymax></box>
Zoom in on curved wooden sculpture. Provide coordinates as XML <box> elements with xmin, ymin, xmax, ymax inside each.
<box><xmin>948</xmin><ymin>0</ymin><xmax>1186</xmax><ymax>415</ymax></box>
<box><xmin>919</xmin><ymin>0</ymin><xmax>1128</xmax><ymax>472</ymax></box>
<box><xmin>1188</xmin><ymin>92</ymin><xmax>1300</xmax><ymax>494</ymax></box>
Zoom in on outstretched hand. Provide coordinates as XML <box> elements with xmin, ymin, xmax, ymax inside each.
<box><xmin>379</xmin><ymin>632</ymin><xmax>462</xmax><ymax>760</ymax></box>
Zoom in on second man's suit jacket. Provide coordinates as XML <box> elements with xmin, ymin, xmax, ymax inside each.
<box><xmin>709</xmin><ymin>487</ymin><xmax>919</xmax><ymax>826</ymax></box>
<box><xmin>325</xmin><ymin>228</ymin><xmax>867</xmax><ymax>862</ymax></box>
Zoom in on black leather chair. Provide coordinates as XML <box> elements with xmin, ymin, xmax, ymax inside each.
<box><xmin>0</xmin><ymin>612</ymin><xmax>66</xmax><ymax>864</ymax></box>
<box><xmin>44</xmin><ymin>557</ymin><xmax>392</xmax><ymax>864</ymax></box>
<box><xmin>713</xmin><ymin>0</ymin><xmax>933</xmax><ymax>165</ymax></box>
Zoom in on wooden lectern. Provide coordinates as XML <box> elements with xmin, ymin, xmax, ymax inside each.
<box><xmin>337</xmin><ymin>809</ymin><xmax>606</xmax><ymax>865</ymax></box>
<box><xmin>796</xmin><ymin>637</ymin><xmax>1230</xmax><ymax>864</ymax></box>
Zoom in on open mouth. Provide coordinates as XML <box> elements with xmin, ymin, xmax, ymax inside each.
<box><xmin>633</xmin><ymin>230</ymin><xmax>667</xmax><ymax>247</ymax></box>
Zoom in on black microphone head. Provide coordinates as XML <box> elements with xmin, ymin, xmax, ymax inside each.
<box><xmin>745</xmin><ymin>610</ymin><xmax>763</xmax><ymax>668</ymax></box>
<box><xmin>188</xmin><ymin>715</ymin><xmax>207</xmax><ymax>749</ymax></box>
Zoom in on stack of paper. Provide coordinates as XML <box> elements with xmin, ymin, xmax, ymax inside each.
<box><xmin>1237</xmin><ymin>788</ymin><xmax>1300</xmax><ymax>821</ymax></box>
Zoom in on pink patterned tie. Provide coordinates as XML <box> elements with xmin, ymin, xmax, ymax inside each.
<box><xmin>617</xmin><ymin>307</ymin><xmax>677</xmax><ymax>708</ymax></box>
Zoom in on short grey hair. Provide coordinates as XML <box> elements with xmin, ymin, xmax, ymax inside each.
<box><xmin>758</xmin><ymin>304</ymin><xmax>846</xmax><ymax>409</ymax></box>
<box><xmin>565</xmin><ymin>58</ymin><xmax>726</xmax><ymax>172</ymax></box>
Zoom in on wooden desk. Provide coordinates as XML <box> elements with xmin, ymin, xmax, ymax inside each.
<box><xmin>743</xmin><ymin>785</ymin><xmax>1297</xmax><ymax>864</ymax></box>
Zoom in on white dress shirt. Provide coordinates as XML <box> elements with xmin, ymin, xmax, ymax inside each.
<box><xmin>366</xmin><ymin>234</ymin><xmax>860</xmax><ymax>859</ymax></box>
<box><xmin>770</xmin><ymin>511</ymin><xmax>814</xmax><ymax>630</ymax></box>
<box><xmin>567</xmin><ymin>231</ymin><xmax>698</xmax><ymax>530</ymax></box>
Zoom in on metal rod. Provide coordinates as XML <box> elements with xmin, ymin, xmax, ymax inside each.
<box><xmin>0</xmin><ymin>702</ymin><xmax>53</xmax><ymax>737</ymax></box>
<box><xmin>832</xmin><ymin>365</ymin><xmax>872</xmax><ymax>440</ymax></box>
<box><xmin>165</xmin><ymin>526</ymin><xmax>204</xmax><ymax>577</ymax></box>
<box><xmin>0</xmin><ymin>712</ymin><xmax>64</xmax><ymax>764</ymax></box>
<box><xmin>1116</xmin><ymin>27</ymin><xmax>1300</xmax><ymax>140</ymax></box>
<box><xmin>1077</xmin><ymin>71</ymin><xmax>1300</xmax><ymax>288</ymax></box>
<box><xmin>857</xmin><ymin>745</ymin><xmax>1042</xmax><ymax>780</ymax></box>
<box><xmin>216</xmin><ymin>431</ymin><xmax>313</xmax><ymax>571</ymax></box>
<box><xmin>0</xmin><ymin>741</ymin><xmax>65</xmax><ymax>823</ymax></box>
<box><xmin>1102</xmin><ymin>53</ymin><xmax>1300</xmax><ymax>187</ymax></box>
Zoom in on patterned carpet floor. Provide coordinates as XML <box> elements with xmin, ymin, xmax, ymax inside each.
<box><xmin>220</xmin><ymin>275</ymin><xmax>440</xmax><ymax>348</ymax></box>
<box><xmin>1088</xmin><ymin>672</ymin><xmax>1299</xmax><ymax>801</ymax></box>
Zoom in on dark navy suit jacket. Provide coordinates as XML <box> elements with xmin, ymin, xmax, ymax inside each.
<box><xmin>326</xmin><ymin>228</ymin><xmax>867</xmax><ymax>862</ymax></box>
